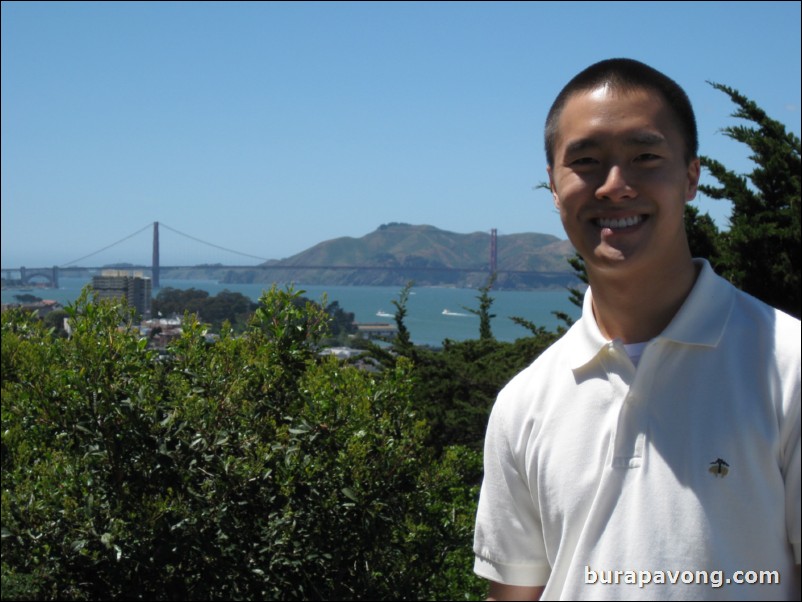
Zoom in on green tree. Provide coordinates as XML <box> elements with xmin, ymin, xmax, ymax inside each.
<box><xmin>1</xmin><ymin>286</ymin><xmax>485</xmax><ymax>600</ymax></box>
<box><xmin>151</xmin><ymin>286</ymin><xmax>210</xmax><ymax>316</ymax></box>
<box><xmin>323</xmin><ymin>300</ymin><xmax>358</xmax><ymax>342</ymax></box>
<box><xmin>42</xmin><ymin>308</ymin><xmax>70</xmax><ymax>338</ymax></box>
<box><xmin>684</xmin><ymin>203</ymin><xmax>724</xmax><ymax>267</ymax></box>
<box><xmin>548</xmin><ymin>253</ymin><xmax>588</xmax><ymax>330</ymax></box>
<box><xmin>463</xmin><ymin>274</ymin><xmax>497</xmax><ymax>341</ymax></box>
<box><xmin>151</xmin><ymin>287</ymin><xmax>358</xmax><ymax>340</ymax></box>
<box><xmin>391</xmin><ymin>281</ymin><xmax>415</xmax><ymax>354</ymax></box>
<box><xmin>699</xmin><ymin>82</ymin><xmax>801</xmax><ymax>318</ymax></box>
<box><xmin>409</xmin><ymin>333</ymin><xmax>558</xmax><ymax>452</ymax></box>
<box><xmin>152</xmin><ymin>287</ymin><xmax>257</xmax><ymax>333</ymax></box>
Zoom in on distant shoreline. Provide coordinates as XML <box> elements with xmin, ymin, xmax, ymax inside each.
<box><xmin>3</xmin><ymin>267</ymin><xmax>580</xmax><ymax>292</ymax></box>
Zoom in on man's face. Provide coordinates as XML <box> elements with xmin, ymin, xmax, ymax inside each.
<box><xmin>547</xmin><ymin>86</ymin><xmax>700</xmax><ymax>278</ymax></box>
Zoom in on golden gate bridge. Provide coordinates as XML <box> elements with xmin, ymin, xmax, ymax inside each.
<box><xmin>3</xmin><ymin>222</ymin><xmax>571</xmax><ymax>289</ymax></box>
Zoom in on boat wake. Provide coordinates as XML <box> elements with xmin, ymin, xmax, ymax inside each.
<box><xmin>442</xmin><ymin>309</ymin><xmax>471</xmax><ymax>317</ymax></box>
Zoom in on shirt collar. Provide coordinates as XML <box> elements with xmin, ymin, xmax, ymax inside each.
<box><xmin>569</xmin><ymin>258</ymin><xmax>734</xmax><ymax>370</ymax></box>
<box><xmin>658</xmin><ymin>258</ymin><xmax>734</xmax><ymax>347</ymax></box>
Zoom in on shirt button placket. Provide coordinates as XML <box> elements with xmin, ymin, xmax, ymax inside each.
<box><xmin>606</xmin><ymin>341</ymin><xmax>644</xmax><ymax>469</ymax></box>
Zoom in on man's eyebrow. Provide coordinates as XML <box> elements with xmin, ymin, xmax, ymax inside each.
<box><xmin>563</xmin><ymin>132</ymin><xmax>667</xmax><ymax>155</ymax></box>
<box><xmin>625</xmin><ymin>132</ymin><xmax>667</xmax><ymax>147</ymax></box>
<box><xmin>564</xmin><ymin>138</ymin><xmax>600</xmax><ymax>155</ymax></box>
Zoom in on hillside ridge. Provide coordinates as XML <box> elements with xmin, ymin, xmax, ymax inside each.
<box><xmin>165</xmin><ymin>223</ymin><xmax>578</xmax><ymax>290</ymax></box>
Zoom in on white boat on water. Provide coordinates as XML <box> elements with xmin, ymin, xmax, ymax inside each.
<box><xmin>376</xmin><ymin>310</ymin><xmax>394</xmax><ymax>318</ymax></box>
<box><xmin>442</xmin><ymin>309</ymin><xmax>468</xmax><ymax>317</ymax></box>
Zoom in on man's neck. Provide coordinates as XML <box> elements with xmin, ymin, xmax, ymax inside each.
<box><xmin>588</xmin><ymin>257</ymin><xmax>699</xmax><ymax>344</ymax></box>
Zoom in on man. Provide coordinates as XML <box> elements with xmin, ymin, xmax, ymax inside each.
<box><xmin>473</xmin><ymin>58</ymin><xmax>800</xmax><ymax>600</ymax></box>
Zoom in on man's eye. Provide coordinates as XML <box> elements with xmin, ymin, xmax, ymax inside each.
<box><xmin>635</xmin><ymin>153</ymin><xmax>661</xmax><ymax>162</ymax></box>
<box><xmin>570</xmin><ymin>157</ymin><xmax>597</xmax><ymax>166</ymax></box>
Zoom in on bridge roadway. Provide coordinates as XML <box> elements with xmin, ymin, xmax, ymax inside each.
<box><xmin>3</xmin><ymin>264</ymin><xmax>576</xmax><ymax>288</ymax></box>
<box><xmin>6</xmin><ymin>264</ymin><xmax>574</xmax><ymax>275</ymax></box>
<box><xmin>151</xmin><ymin>264</ymin><xmax>571</xmax><ymax>276</ymax></box>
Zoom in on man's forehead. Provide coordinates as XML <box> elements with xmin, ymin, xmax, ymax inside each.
<box><xmin>581</xmin><ymin>82</ymin><xmax>661</xmax><ymax>101</ymax></box>
<box><xmin>555</xmin><ymin>88</ymin><xmax>675</xmax><ymax>149</ymax></box>
<box><xmin>561</xmin><ymin>84</ymin><xmax>668</xmax><ymax>116</ymax></box>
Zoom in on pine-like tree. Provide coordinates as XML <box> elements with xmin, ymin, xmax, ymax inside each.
<box><xmin>464</xmin><ymin>274</ymin><xmax>497</xmax><ymax>341</ymax></box>
<box><xmin>699</xmin><ymin>82</ymin><xmax>801</xmax><ymax>318</ymax></box>
<box><xmin>392</xmin><ymin>281</ymin><xmax>414</xmax><ymax>353</ymax></box>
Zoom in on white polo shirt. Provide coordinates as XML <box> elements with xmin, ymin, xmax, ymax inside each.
<box><xmin>474</xmin><ymin>259</ymin><xmax>801</xmax><ymax>600</ymax></box>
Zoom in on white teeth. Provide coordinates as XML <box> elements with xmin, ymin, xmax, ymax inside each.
<box><xmin>596</xmin><ymin>215</ymin><xmax>644</xmax><ymax>229</ymax></box>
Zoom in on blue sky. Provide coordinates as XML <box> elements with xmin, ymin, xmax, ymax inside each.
<box><xmin>2</xmin><ymin>1</ymin><xmax>800</xmax><ymax>268</ymax></box>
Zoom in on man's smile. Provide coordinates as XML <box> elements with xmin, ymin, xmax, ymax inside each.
<box><xmin>593</xmin><ymin>215</ymin><xmax>647</xmax><ymax>230</ymax></box>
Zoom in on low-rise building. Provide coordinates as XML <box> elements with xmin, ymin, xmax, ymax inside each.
<box><xmin>0</xmin><ymin>299</ymin><xmax>63</xmax><ymax>318</ymax></box>
<box><xmin>354</xmin><ymin>322</ymin><xmax>397</xmax><ymax>339</ymax></box>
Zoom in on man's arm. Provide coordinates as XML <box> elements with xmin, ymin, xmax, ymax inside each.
<box><xmin>487</xmin><ymin>581</ymin><xmax>544</xmax><ymax>601</ymax></box>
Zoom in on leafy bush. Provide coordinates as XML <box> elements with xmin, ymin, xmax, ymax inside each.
<box><xmin>2</xmin><ymin>286</ymin><xmax>485</xmax><ymax>600</ymax></box>
<box><xmin>406</xmin><ymin>335</ymin><xmax>558</xmax><ymax>452</ymax></box>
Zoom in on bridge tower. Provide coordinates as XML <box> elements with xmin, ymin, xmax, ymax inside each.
<box><xmin>152</xmin><ymin>221</ymin><xmax>160</xmax><ymax>289</ymax></box>
<box><xmin>490</xmin><ymin>228</ymin><xmax>498</xmax><ymax>274</ymax></box>
<box><xmin>18</xmin><ymin>266</ymin><xmax>59</xmax><ymax>288</ymax></box>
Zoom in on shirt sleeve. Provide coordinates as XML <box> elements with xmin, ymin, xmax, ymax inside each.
<box><xmin>782</xmin><ymin>359</ymin><xmax>801</xmax><ymax>565</ymax></box>
<box><xmin>473</xmin><ymin>385</ymin><xmax>551</xmax><ymax>587</ymax></box>
<box><xmin>777</xmin><ymin>314</ymin><xmax>801</xmax><ymax>565</ymax></box>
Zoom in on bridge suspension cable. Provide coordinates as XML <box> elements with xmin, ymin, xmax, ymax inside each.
<box><xmin>58</xmin><ymin>221</ymin><xmax>270</xmax><ymax>268</ymax></box>
<box><xmin>60</xmin><ymin>223</ymin><xmax>153</xmax><ymax>268</ymax></box>
<box><xmin>159</xmin><ymin>222</ymin><xmax>269</xmax><ymax>262</ymax></box>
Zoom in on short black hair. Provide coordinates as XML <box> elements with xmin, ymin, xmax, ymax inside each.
<box><xmin>544</xmin><ymin>58</ymin><xmax>698</xmax><ymax>167</ymax></box>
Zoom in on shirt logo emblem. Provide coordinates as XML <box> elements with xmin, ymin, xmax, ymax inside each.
<box><xmin>709</xmin><ymin>458</ymin><xmax>730</xmax><ymax>478</ymax></box>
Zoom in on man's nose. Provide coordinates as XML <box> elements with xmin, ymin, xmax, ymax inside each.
<box><xmin>595</xmin><ymin>165</ymin><xmax>635</xmax><ymax>202</ymax></box>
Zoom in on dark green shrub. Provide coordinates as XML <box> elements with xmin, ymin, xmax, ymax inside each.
<box><xmin>2</xmin><ymin>286</ymin><xmax>483</xmax><ymax>600</ymax></box>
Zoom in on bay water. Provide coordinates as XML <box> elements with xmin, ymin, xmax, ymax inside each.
<box><xmin>2</xmin><ymin>277</ymin><xmax>581</xmax><ymax>347</ymax></box>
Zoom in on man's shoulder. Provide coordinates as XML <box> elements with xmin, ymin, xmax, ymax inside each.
<box><xmin>728</xmin><ymin>284</ymin><xmax>801</xmax><ymax>351</ymax></box>
<box><xmin>498</xmin><ymin>323</ymin><xmax>582</xmax><ymax>398</ymax></box>
<box><xmin>694</xmin><ymin>263</ymin><xmax>800</xmax><ymax>355</ymax></box>
<box><xmin>489</xmin><ymin>322</ymin><xmax>595</xmax><ymax>441</ymax></box>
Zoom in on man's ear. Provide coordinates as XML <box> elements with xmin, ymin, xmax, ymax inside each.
<box><xmin>547</xmin><ymin>166</ymin><xmax>560</xmax><ymax>210</ymax></box>
<box><xmin>685</xmin><ymin>158</ymin><xmax>701</xmax><ymax>203</ymax></box>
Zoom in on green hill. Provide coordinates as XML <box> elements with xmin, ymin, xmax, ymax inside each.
<box><xmin>206</xmin><ymin>223</ymin><xmax>577</xmax><ymax>290</ymax></box>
